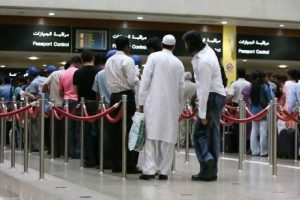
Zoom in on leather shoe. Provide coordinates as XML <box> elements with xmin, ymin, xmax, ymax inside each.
<box><xmin>158</xmin><ymin>174</ymin><xmax>168</xmax><ymax>180</ymax></box>
<box><xmin>139</xmin><ymin>174</ymin><xmax>155</xmax><ymax>180</ymax></box>
<box><xmin>191</xmin><ymin>173</ymin><xmax>217</xmax><ymax>181</ymax></box>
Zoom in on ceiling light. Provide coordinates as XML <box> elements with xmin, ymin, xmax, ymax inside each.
<box><xmin>279</xmin><ymin>24</ymin><xmax>285</xmax><ymax>27</ymax></box>
<box><xmin>42</xmin><ymin>64</ymin><xmax>47</xmax><ymax>67</ymax></box>
<box><xmin>221</xmin><ymin>21</ymin><xmax>228</xmax><ymax>25</ymax></box>
<box><xmin>242</xmin><ymin>59</ymin><xmax>247</xmax><ymax>62</ymax></box>
<box><xmin>48</xmin><ymin>12</ymin><xmax>55</xmax><ymax>16</ymax></box>
<box><xmin>278</xmin><ymin>64</ymin><xmax>288</xmax><ymax>68</ymax></box>
<box><xmin>59</xmin><ymin>61</ymin><xmax>66</xmax><ymax>65</ymax></box>
<box><xmin>137</xmin><ymin>16</ymin><xmax>143</xmax><ymax>20</ymax></box>
<box><xmin>28</xmin><ymin>56</ymin><xmax>39</xmax><ymax>60</ymax></box>
<box><xmin>0</xmin><ymin>65</ymin><xmax>5</xmax><ymax>68</ymax></box>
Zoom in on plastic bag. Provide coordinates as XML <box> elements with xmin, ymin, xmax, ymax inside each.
<box><xmin>128</xmin><ymin>112</ymin><xmax>145</xmax><ymax>152</ymax></box>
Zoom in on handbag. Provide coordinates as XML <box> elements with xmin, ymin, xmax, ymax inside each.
<box><xmin>128</xmin><ymin>112</ymin><xmax>145</xmax><ymax>152</ymax></box>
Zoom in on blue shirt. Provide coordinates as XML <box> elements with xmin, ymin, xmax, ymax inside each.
<box><xmin>92</xmin><ymin>70</ymin><xmax>111</xmax><ymax>106</ymax></box>
<box><xmin>287</xmin><ymin>81</ymin><xmax>300</xmax><ymax>113</ymax></box>
<box><xmin>0</xmin><ymin>84</ymin><xmax>13</xmax><ymax>101</ymax></box>
<box><xmin>251</xmin><ymin>83</ymin><xmax>273</xmax><ymax>115</ymax></box>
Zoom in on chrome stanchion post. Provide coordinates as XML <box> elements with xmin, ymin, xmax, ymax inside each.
<box><xmin>171</xmin><ymin>149</ymin><xmax>176</xmax><ymax>173</ymax></box>
<box><xmin>222</xmin><ymin>108</ymin><xmax>225</xmax><ymax>154</ymax></box>
<box><xmin>185</xmin><ymin>100</ymin><xmax>190</xmax><ymax>163</ymax></box>
<box><xmin>24</xmin><ymin>97</ymin><xmax>29</xmax><ymax>173</ymax></box>
<box><xmin>64</xmin><ymin>100</ymin><xmax>69</xmax><ymax>164</ymax></box>
<box><xmin>39</xmin><ymin>93</ymin><xmax>45</xmax><ymax>180</ymax></box>
<box><xmin>99</xmin><ymin>96</ymin><xmax>104</xmax><ymax>173</ymax></box>
<box><xmin>28</xmin><ymin>115</ymin><xmax>32</xmax><ymax>154</ymax></box>
<box><xmin>295</xmin><ymin>103</ymin><xmax>299</xmax><ymax>162</ymax></box>
<box><xmin>80</xmin><ymin>97</ymin><xmax>84</xmax><ymax>168</ymax></box>
<box><xmin>242</xmin><ymin>103</ymin><xmax>246</xmax><ymax>161</ymax></box>
<box><xmin>238</xmin><ymin>100</ymin><xmax>243</xmax><ymax>171</ymax></box>
<box><xmin>122</xmin><ymin>95</ymin><xmax>127</xmax><ymax>178</ymax></box>
<box><xmin>272</xmin><ymin>98</ymin><xmax>278</xmax><ymax>176</ymax></box>
<box><xmin>0</xmin><ymin>98</ymin><xmax>4</xmax><ymax>164</ymax></box>
<box><xmin>268</xmin><ymin>101</ymin><xmax>273</xmax><ymax>165</ymax></box>
<box><xmin>11</xmin><ymin>96</ymin><xmax>16</xmax><ymax>168</ymax></box>
<box><xmin>19</xmin><ymin>102</ymin><xmax>23</xmax><ymax>151</ymax></box>
<box><xmin>50</xmin><ymin>100</ymin><xmax>55</xmax><ymax>161</ymax></box>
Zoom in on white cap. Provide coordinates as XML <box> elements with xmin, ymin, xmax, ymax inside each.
<box><xmin>162</xmin><ymin>34</ymin><xmax>176</xmax><ymax>46</ymax></box>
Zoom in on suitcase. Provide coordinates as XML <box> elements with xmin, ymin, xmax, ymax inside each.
<box><xmin>278</xmin><ymin>128</ymin><xmax>295</xmax><ymax>159</ymax></box>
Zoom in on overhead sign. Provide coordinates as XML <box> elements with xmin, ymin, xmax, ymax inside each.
<box><xmin>110</xmin><ymin>29</ymin><xmax>222</xmax><ymax>56</ymax></box>
<box><xmin>0</xmin><ymin>25</ymin><xmax>71</xmax><ymax>52</ymax></box>
<box><xmin>237</xmin><ymin>34</ymin><xmax>300</xmax><ymax>60</ymax></box>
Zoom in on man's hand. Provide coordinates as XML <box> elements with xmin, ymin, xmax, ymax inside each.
<box><xmin>200</xmin><ymin>118</ymin><xmax>208</xmax><ymax>126</ymax></box>
<box><xmin>138</xmin><ymin>105</ymin><xmax>144</xmax><ymax>113</ymax></box>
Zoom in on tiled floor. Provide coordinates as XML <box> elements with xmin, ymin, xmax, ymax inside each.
<box><xmin>1</xmin><ymin>149</ymin><xmax>300</xmax><ymax>200</ymax></box>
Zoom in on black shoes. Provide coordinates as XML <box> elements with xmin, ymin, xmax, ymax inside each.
<box><xmin>192</xmin><ymin>159</ymin><xmax>217</xmax><ymax>182</ymax></box>
<box><xmin>158</xmin><ymin>174</ymin><xmax>168</xmax><ymax>180</ymax></box>
<box><xmin>139</xmin><ymin>174</ymin><xmax>155</xmax><ymax>180</ymax></box>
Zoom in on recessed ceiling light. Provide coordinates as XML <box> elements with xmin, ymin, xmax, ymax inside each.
<box><xmin>278</xmin><ymin>64</ymin><xmax>288</xmax><ymax>68</ymax></box>
<box><xmin>279</xmin><ymin>24</ymin><xmax>285</xmax><ymax>27</ymax></box>
<box><xmin>42</xmin><ymin>64</ymin><xmax>47</xmax><ymax>67</ymax></box>
<box><xmin>48</xmin><ymin>12</ymin><xmax>55</xmax><ymax>16</ymax></box>
<box><xmin>137</xmin><ymin>16</ymin><xmax>143</xmax><ymax>20</ymax></box>
<box><xmin>221</xmin><ymin>21</ymin><xmax>228</xmax><ymax>25</ymax></box>
<box><xmin>242</xmin><ymin>59</ymin><xmax>247</xmax><ymax>62</ymax></box>
<box><xmin>0</xmin><ymin>65</ymin><xmax>5</xmax><ymax>68</ymax></box>
<box><xmin>28</xmin><ymin>56</ymin><xmax>39</xmax><ymax>60</ymax></box>
<box><xmin>59</xmin><ymin>61</ymin><xmax>66</xmax><ymax>65</ymax></box>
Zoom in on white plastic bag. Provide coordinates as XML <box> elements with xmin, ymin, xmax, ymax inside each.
<box><xmin>128</xmin><ymin>112</ymin><xmax>145</xmax><ymax>152</ymax></box>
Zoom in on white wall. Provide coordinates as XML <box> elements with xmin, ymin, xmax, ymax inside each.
<box><xmin>0</xmin><ymin>0</ymin><xmax>299</xmax><ymax>22</ymax></box>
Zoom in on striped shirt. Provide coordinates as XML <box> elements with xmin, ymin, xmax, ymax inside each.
<box><xmin>105</xmin><ymin>51</ymin><xmax>139</xmax><ymax>93</ymax></box>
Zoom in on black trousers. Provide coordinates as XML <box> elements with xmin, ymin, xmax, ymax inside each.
<box><xmin>109</xmin><ymin>90</ymin><xmax>138</xmax><ymax>171</ymax></box>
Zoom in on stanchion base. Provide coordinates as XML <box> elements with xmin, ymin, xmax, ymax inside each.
<box><xmin>185</xmin><ymin>161</ymin><xmax>189</xmax><ymax>164</ymax></box>
<box><xmin>238</xmin><ymin>169</ymin><xmax>243</xmax><ymax>173</ymax></box>
<box><xmin>99</xmin><ymin>171</ymin><xmax>103</xmax><ymax>174</ymax></box>
<box><xmin>294</xmin><ymin>160</ymin><xmax>298</xmax><ymax>163</ymax></box>
<box><xmin>172</xmin><ymin>170</ymin><xmax>176</xmax><ymax>174</ymax></box>
<box><xmin>50</xmin><ymin>159</ymin><xmax>54</xmax><ymax>162</ymax></box>
<box><xmin>272</xmin><ymin>175</ymin><xmax>277</xmax><ymax>178</ymax></box>
<box><xmin>80</xmin><ymin>166</ymin><xmax>84</xmax><ymax>170</ymax></box>
<box><xmin>64</xmin><ymin>162</ymin><xmax>68</xmax><ymax>165</ymax></box>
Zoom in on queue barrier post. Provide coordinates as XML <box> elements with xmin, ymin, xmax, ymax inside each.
<box><xmin>39</xmin><ymin>93</ymin><xmax>45</xmax><ymax>180</ymax></box>
<box><xmin>222</xmin><ymin>108</ymin><xmax>226</xmax><ymax>154</ymax></box>
<box><xmin>28</xmin><ymin>113</ymin><xmax>32</xmax><ymax>154</ymax></box>
<box><xmin>272</xmin><ymin>98</ymin><xmax>278</xmax><ymax>176</ymax></box>
<box><xmin>19</xmin><ymin>102</ymin><xmax>23</xmax><ymax>151</ymax></box>
<box><xmin>80</xmin><ymin>97</ymin><xmax>85</xmax><ymax>169</ymax></box>
<box><xmin>0</xmin><ymin>98</ymin><xmax>4</xmax><ymax>164</ymax></box>
<box><xmin>295</xmin><ymin>103</ymin><xmax>299</xmax><ymax>162</ymax></box>
<box><xmin>242</xmin><ymin>103</ymin><xmax>246</xmax><ymax>161</ymax></box>
<box><xmin>64</xmin><ymin>100</ymin><xmax>69</xmax><ymax>164</ymax></box>
<box><xmin>268</xmin><ymin>101</ymin><xmax>273</xmax><ymax>165</ymax></box>
<box><xmin>185</xmin><ymin>100</ymin><xmax>190</xmax><ymax>163</ymax></box>
<box><xmin>50</xmin><ymin>99</ymin><xmax>55</xmax><ymax>160</ymax></box>
<box><xmin>99</xmin><ymin>96</ymin><xmax>105</xmax><ymax>174</ymax></box>
<box><xmin>122</xmin><ymin>95</ymin><xmax>127</xmax><ymax>178</ymax></box>
<box><xmin>11</xmin><ymin>96</ymin><xmax>16</xmax><ymax>168</ymax></box>
<box><xmin>238</xmin><ymin>100</ymin><xmax>244</xmax><ymax>171</ymax></box>
<box><xmin>24</xmin><ymin>97</ymin><xmax>29</xmax><ymax>173</ymax></box>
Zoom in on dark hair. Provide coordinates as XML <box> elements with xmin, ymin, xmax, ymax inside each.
<box><xmin>64</xmin><ymin>60</ymin><xmax>71</xmax><ymax>70</ymax></box>
<box><xmin>182</xmin><ymin>30</ymin><xmax>205</xmax><ymax>53</ymax></box>
<box><xmin>70</xmin><ymin>56</ymin><xmax>81</xmax><ymax>65</ymax></box>
<box><xmin>81</xmin><ymin>50</ymin><xmax>94</xmax><ymax>63</ymax></box>
<box><xmin>266</xmin><ymin>72</ymin><xmax>272</xmax><ymax>78</ymax></box>
<box><xmin>237</xmin><ymin>68</ymin><xmax>246</xmax><ymax>78</ymax></box>
<box><xmin>161</xmin><ymin>43</ymin><xmax>173</xmax><ymax>50</ymax></box>
<box><xmin>287</xmin><ymin>69</ymin><xmax>298</xmax><ymax>81</ymax></box>
<box><xmin>250</xmin><ymin>71</ymin><xmax>267</xmax><ymax>106</ymax></box>
<box><xmin>94</xmin><ymin>53</ymin><xmax>107</xmax><ymax>66</ymax></box>
<box><xmin>146</xmin><ymin>37</ymin><xmax>162</xmax><ymax>52</ymax></box>
<box><xmin>115</xmin><ymin>36</ymin><xmax>129</xmax><ymax>51</ymax></box>
<box><xmin>3</xmin><ymin>77</ymin><xmax>11</xmax><ymax>84</ymax></box>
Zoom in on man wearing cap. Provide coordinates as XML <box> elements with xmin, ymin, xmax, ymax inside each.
<box><xmin>138</xmin><ymin>34</ymin><xmax>185</xmax><ymax>180</ymax></box>
<box><xmin>182</xmin><ymin>30</ymin><xmax>226</xmax><ymax>181</ymax></box>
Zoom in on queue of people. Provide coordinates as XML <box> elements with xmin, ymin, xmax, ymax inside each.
<box><xmin>2</xmin><ymin>30</ymin><xmax>297</xmax><ymax>183</ymax></box>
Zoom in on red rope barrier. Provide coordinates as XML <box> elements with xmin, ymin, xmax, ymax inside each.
<box><xmin>105</xmin><ymin>108</ymin><xmax>123</xmax><ymax>123</ymax></box>
<box><xmin>0</xmin><ymin>105</ymin><xmax>32</xmax><ymax>118</ymax></box>
<box><xmin>225</xmin><ymin>105</ymin><xmax>238</xmax><ymax>111</ymax></box>
<box><xmin>220</xmin><ymin>118</ymin><xmax>233</xmax><ymax>126</ymax></box>
<box><xmin>222</xmin><ymin>107</ymin><xmax>269</xmax><ymax>123</ymax></box>
<box><xmin>282</xmin><ymin>110</ymin><xmax>300</xmax><ymax>123</ymax></box>
<box><xmin>52</xmin><ymin>109</ymin><xmax>64</xmax><ymax>120</ymax></box>
<box><xmin>53</xmin><ymin>105</ymin><xmax>117</xmax><ymax>122</ymax></box>
<box><xmin>180</xmin><ymin>109</ymin><xmax>198</xmax><ymax>119</ymax></box>
<box><xmin>277</xmin><ymin>112</ymin><xmax>290</xmax><ymax>121</ymax></box>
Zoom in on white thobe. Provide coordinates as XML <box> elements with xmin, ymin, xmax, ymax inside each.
<box><xmin>139</xmin><ymin>49</ymin><xmax>184</xmax><ymax>175</ymax></box>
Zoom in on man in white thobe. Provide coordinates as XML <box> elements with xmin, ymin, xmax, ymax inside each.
<box><xmin>138</xmin><ymin>34</ymin><xmax>185</xmax><ymax>180</ymax></box>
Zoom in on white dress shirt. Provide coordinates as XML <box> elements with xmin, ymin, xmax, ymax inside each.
<box><xmin>228</xmin><ymin>78</ymin><xmax>250</xmax><ymax>104</ymax></box>
<box><xmin>192</xmin><ymin>44</ymin><xmax>226</xmax><ymax>119</ymax></box>
<box><xmin>105</xmin><ymin>51</ymin><xmax>139</xmax><ymax>93</ymax></box>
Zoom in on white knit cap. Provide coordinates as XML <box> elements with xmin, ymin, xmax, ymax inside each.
<box><xmin>162</xmin><ymin>34</ymin><xmax>176</xmax><ymax>46</ymax></box>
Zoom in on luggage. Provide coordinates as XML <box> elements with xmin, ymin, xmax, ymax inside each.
<box><xmin>221</xmin><ymin>124</ymin><xmax>239</xmax><ymax>153</ymax></box>
<box><xmin>278</xmin><ymin>128</ymin><xmax>295</xmax><ymax>159</ymax></box>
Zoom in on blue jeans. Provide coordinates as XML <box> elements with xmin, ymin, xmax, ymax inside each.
<box><xmin>193</xmin><ymin>93</ymin><xmax>225</xmax><ymax>173</ymax></box>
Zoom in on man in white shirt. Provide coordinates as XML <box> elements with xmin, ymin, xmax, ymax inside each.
<box><xmin>227</xmin><ymin>68</ymin><xmax>250</xmax><ymax>105</ymax></box>
<box><xmin>105</xmin><ymin>36</ymin><xmax>139</xmax><ymax>173</ymax></box>
<box><xmin>183</xmin><ymin>30</ymin><xmax>226</xmax><ymax>181</ymax></box>
<box><xmin>138</xmin><ymin>34</ymin><xmax>185</xmax><ymax>180</ymax></box>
